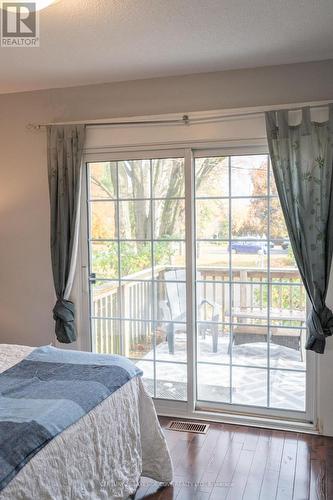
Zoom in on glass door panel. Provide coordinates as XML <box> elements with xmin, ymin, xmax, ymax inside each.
<box><xmin>194</xmin><ymin>154</ymin><xmax>307</xmax><ymax>413</ymax></box>
<box><xmin>87</xmin><ymin>158</ymin><xmax>187</xmax><ymax>401</ymax></box>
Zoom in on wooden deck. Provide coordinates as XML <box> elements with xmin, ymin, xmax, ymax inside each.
<box><xmin>93</xmin><ymin>266</ymin><xmax>306</xmax><ymax>358</ymax></box>
<box><xmin>133</xmin><ymin>417</ymin><xmax>333</xmax><ymax>500</ymax></box>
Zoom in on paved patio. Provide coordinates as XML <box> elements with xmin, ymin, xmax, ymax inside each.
<box><xmin>136</xmin><ymin>333</ymin><xmax>306</xmax><ymax>411</ymax></box>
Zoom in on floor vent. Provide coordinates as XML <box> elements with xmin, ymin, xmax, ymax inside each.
<box><xmin>166</xmin><ymin>420</ymin><xmax>209</xmax><ymax>434</ymax></box>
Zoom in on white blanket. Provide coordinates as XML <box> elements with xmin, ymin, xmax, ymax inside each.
<box><xmin>0</xmin><ymin>344</ymin><xmax>173</xmax><ymax>500</ymax></box>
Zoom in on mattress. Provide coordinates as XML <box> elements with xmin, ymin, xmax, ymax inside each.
<box><xmin>0</xmin><ymin>344</ymin><xmax>173</xmax><ymax>500</ymax></box>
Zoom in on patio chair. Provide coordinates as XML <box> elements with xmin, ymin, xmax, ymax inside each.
<box><xmin>159</xmin><ymin>270</ymin><xmax>220</xmax><ymax>354</ymax></box>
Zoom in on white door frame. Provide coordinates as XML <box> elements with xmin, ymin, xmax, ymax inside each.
<box><xmin>77</xmin><ymin>140</ymin><xmax>317</xmax><ymax>433</ymax></box>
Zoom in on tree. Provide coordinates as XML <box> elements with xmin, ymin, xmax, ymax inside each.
<box><xmin>235</xmin><ymin>161</ymin><xmax>287</xmax><ymax>239</ymax></box>
<box><xmin>90</xmin><ymin>157</ymin><xmax>226</xmax><ymax>276</ymax></box>
<box><xmin>91</xmin><ymin>157</ymin><xmax>220</xmax><ymax>240</ymax></box>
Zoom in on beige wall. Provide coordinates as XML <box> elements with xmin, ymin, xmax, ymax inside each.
<box><xmin>1</xmin><ymin>59</ymin><xmax>333</xmax><ymax>433</ymax></box>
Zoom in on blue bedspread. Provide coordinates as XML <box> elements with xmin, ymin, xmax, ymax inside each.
<box><xmin>0</xmin><ymin>346</ymin><xmax>142</xmax><ymax>491</ymax></box>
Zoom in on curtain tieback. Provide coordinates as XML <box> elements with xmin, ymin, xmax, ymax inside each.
<box><xmin>53</xmin><ymin>299</ymin><xmax>76</xmax><ymax>344</ymax></box>
<box><xmin>306</xmin><ymin>305</ymin><xmax>333</xmax><ymax>354</ymax></box>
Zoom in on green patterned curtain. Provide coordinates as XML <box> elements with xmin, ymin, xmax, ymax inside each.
<box><xmin>265</xmin><ymin>106</ymin><xmax>333</xmax><ymax>353</ymax></box>
<box><xmin>47</xmin><ymin>125</ymin><xmax>86</xmax><ymax>343</ymax></box>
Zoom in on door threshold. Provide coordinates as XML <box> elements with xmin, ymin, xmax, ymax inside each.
<box><xmin>155</xmin><ymin>401</ymin><xmax>318</xmax><ymax>434</ymax></box>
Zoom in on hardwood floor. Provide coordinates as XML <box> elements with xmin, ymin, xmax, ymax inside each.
<box><xmin>134</xmin><ymin>417</ymin><xmax>333</xmax><ymax>500</ymax></box>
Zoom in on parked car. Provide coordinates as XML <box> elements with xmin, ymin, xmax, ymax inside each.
<box><xmin>271</xmin><ymin>237</ymin><xmax>289</xmax><ymax>250</ymax></box>
<box><xmin>228</xmin><ymin>241</ymin><xmax>269</xmax><ymax>254</ymax></box>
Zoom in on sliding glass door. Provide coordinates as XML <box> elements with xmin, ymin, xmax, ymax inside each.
<box><xmin>194</xmin><ymin>154</ymin><xmax>306</xmax><ymax>413</ymax></box>
<box><xmin>84</xmin><ymin>149</ymin><xmax>309</xmax><ymax>419</ymax></box>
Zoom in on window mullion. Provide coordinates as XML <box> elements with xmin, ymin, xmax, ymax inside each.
<box><xmin>150</xmin><ymin>159</ymin><xmax>157</xmax><ymax>399</ymax></box>
<box><xmin>267</xmin><ymin>154</ymin><xmax>271</xmax><ymax>408</ymax></box>
<box><xmin>228</xmin><ymin>156</ymin><xmax>233</xmax><ymax>404</ymax></box>
<box><xmin>185</xmin><ymin>148</ymin><xmax>195</xmax><ymax>412</ymax></box>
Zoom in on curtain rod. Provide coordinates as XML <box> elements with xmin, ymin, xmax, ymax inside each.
<box><xmin>27</xmin><ymin>101</ymin><xmax>332</xmax><ymax>130</ymax></box>
<box><xmin>27</xmin><ymin>115</ymin><xmax>190</xmax><ymax>130</ymax></box>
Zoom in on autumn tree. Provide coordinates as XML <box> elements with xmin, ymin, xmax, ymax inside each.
<box><xmin>235</xmin><ymin>161</ymin><xmax>287</xmax><ymax>239</ymax></box>
<box><xmin>91</xmin><ymin>158</ymin><xmax>220</xmax><ymax>240</ymax></box>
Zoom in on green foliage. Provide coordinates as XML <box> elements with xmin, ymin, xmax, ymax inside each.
<box><xmin>154</xmin><ymin>239</ymin><xmax>178</xmax><ymax>267</ymax></box>
<box><xmin>92</xmin><ymin>243</ymin><xmax>118</xmax><ymax>278</ymax></box>
<box><xmin>253</xmin><ymin>283</ymin><xmax>305</xmax><ymax>318</ymax></box>
<box><xmin>285</xmin><ymin>244</ymin><xmax>295</xmax><ymax>265</ymax></box>
<box><xmin>92</xmin><ymin>240</ymin><xmax>176</xmax><ymax>278</ymax></box>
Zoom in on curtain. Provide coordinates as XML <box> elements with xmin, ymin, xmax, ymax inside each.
<box><xmin>47</xmin><ymin>125</ymin><xmax>86</xmax><ymax>343</ymax></box>
<box><xmin>265</xmin><ymin>106</ymin><xmax>333</xmax><ymax>353</ymax></box>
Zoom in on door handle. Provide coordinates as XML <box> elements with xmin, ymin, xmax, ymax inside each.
<box><xmin>89</xmin><ymin>273</ymin><xmax>96</xmax><ymax>285</ymax></box>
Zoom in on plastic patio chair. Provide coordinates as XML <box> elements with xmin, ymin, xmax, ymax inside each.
<box><xmin>159</xmin><ymin>270</ymin><xmax>220</xmax><ymax>354</ymax></box>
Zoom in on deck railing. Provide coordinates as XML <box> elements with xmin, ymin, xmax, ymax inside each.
<box><xmin>92</xmin><ymin>266</ymin><xmax>305</xmax><ymax>355</ymax></box>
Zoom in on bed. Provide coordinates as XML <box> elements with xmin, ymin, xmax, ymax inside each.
<box><xmin>0</xmin><ymin>344</ymin><xmax>173</xmax><ymax>500</ymax></box>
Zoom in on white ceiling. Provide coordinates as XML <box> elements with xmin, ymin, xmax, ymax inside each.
<box><xmin>1</xmin><ymin>0</ymin><xmax>333</xmax><ymax>94</ymax></box>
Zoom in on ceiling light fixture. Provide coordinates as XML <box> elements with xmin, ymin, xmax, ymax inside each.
<box><xmin>1</xmin><ymin>0</ymin><xmax>57</xmax><ymax>12</ymax></box>
<box><xmin>24</xmin><ymin>0</ymin><xmax>56</xmax><ymax>11</ymax></box>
